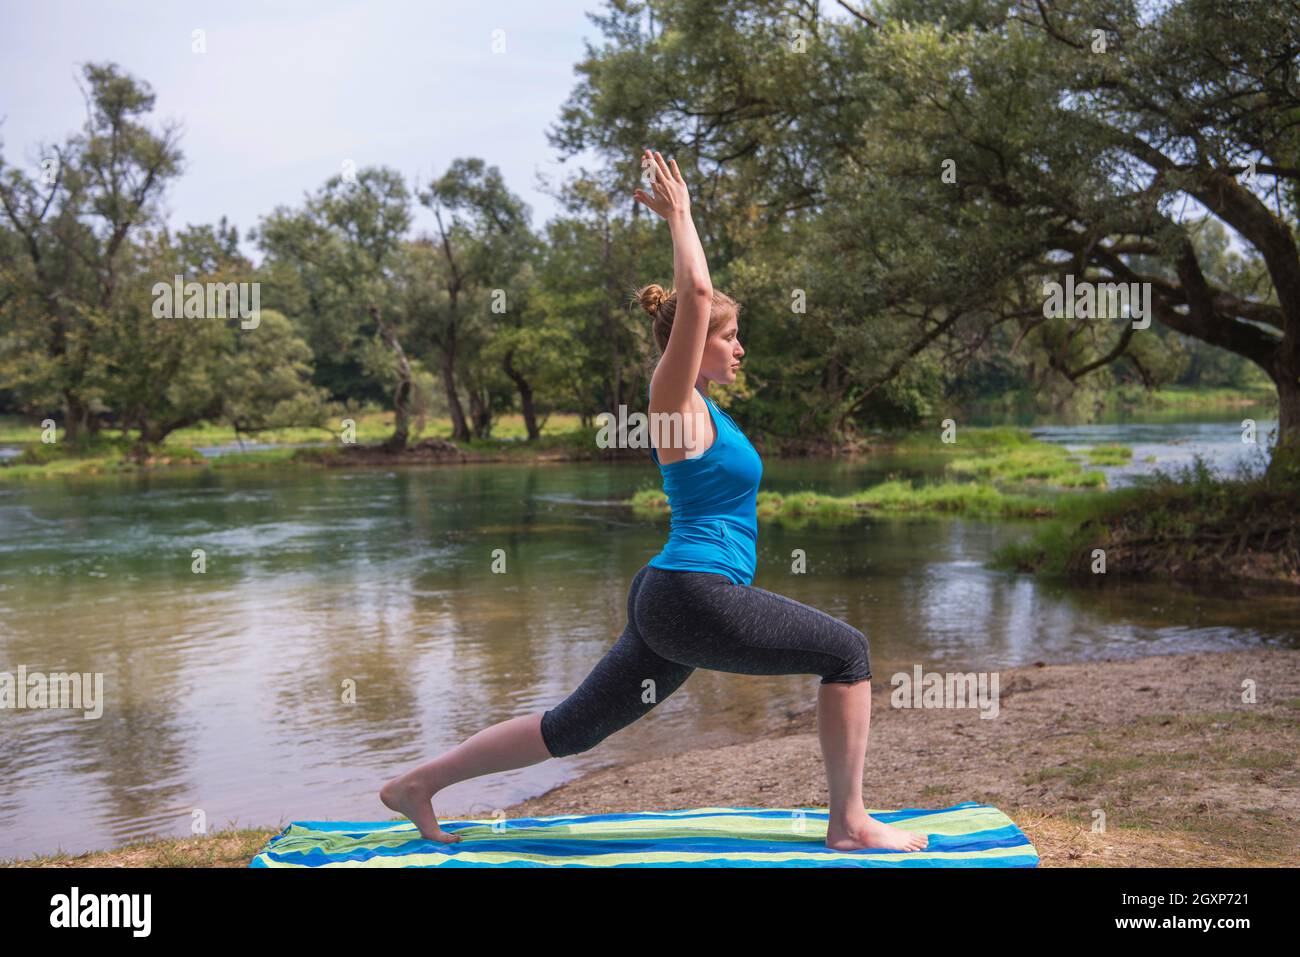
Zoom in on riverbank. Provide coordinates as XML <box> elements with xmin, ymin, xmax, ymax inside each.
<box><xmin>969</xmin><ymin>382</ymin><xmax>1277</xmax><ymax>420</ymax></box>
<box><xmin>994</xmin><ymin>460</ymin><xmax>1300</xmax><ymax>589</ymax></box>
<box><xmin>6</xmin><ymin>648</ymin><xmax>1294</xmax><ymax>867</ymax></box>
<box><xmin>0</xmin><ymin>411</ymin><xmax>620</xmax><ymax>481</ymax></box>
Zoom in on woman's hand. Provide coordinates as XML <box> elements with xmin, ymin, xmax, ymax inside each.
<box><xmin>633</xmin><ymin>149</ymin><xmax>691</xmax><ymax>220</ymax></box>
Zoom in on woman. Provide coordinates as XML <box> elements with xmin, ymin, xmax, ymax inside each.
<box><xmin>381</xmin><ymin>150</ymin><xmax>927</xmax><ymax>853</ymax></box>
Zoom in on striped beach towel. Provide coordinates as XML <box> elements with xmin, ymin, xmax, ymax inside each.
<box><xmin>249</xmin><ymin>801</ymin><xmax>1038</xmax><ymax>867</ymax></box>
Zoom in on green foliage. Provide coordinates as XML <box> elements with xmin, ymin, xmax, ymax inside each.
<box><xmin>632</xmin><ymin>478</ymin><xmax>1058</xmax><ymax>524</ymax></box>
<box><xmin>948</xmin><ymin>447</ymin><xmax>1105</xmax><ymax>486</ymax></box>
<box><xmin>1086</xmin><ymin>445</ymin><xmax>1134</xmax><ymax>466</ymax></box>
<box><xmin>894</xmin><ymin>426</ymin><xmax>1035</xmax><ymax>451</ymax></box>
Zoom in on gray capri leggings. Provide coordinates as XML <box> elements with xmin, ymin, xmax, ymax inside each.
<box><xmin>539</xmin><ymin>564</ymin><xmax>871</xmax><ymax>758</ymax></box>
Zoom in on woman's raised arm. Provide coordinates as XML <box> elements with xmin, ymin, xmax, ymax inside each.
<box><xmin>635</xmin><ymin>150</ymin><xmax>713</xmax><ymax>413</ymax></box>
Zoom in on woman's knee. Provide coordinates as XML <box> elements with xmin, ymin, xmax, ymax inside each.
<box><xmin>540</xmin><ymin>705</ymin><xmax>601</xmax><ymax>758</ymax></box>
<box><xmin>821</xmin><ymin>624</ymin><xmax>871</xmax><ymax>685</ymax></box>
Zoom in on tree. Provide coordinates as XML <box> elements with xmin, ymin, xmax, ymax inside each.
<box><xmin>521</xmin><ymin>171</ymin><xmax>675</xmax><ymax>434</ymax></box>
<box><xmin>0</xmin><ymin>61</ymin><xmax>183</xmax><ymax>440</ymax></box>
<box><xmin>417</xmin><ymin>158</ymin><xmax>537</xmax><ymax>441</ymax></box>
<box><xmin>99</xmin><ymin>223</ymin><xmax>327</xmax><ymax>453</ymax></box>
<box><xmin>255</xmin><ymin>166</ymin><xmax>418</xmax><ymax>449</ymax></box>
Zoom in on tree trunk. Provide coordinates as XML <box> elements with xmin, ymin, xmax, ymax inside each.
<box><xmin>62</xmin><ymin>392</ymin><xmax>92</xmax><ymax>444</ymax></box>
<box><xmin>128</xmin><ymin>417</ymin><xmax>167</xmax><ymax>462</ymax></box>
<box><xmin>466</xmin><ymin>381</ymin><xmax>491</xmax><ymax>439</ymax></box>
<box><xmin>502</xmin><ymin>348</ymin><xmax>540</xmax><ymax>441</ymax></box>
<box><xmin>368</xmin><ymin>305</ymin><xmax>413</xmax><ymax>452</ymax></box>
<box><xmin>1268</xmin><ymin>364</ymin><xmax>1300</xmax><ymax>485</ymax></box>
<box><xmin>441</xmin><ymin>348</ymin><xmax>470</xmax><ymax>442</ymax></box>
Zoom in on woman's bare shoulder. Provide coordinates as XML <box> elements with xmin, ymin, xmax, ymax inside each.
<box><xmin>648</xmin><ymin>383</ymin><xmax>714</xmax><ymax>463</ymax></box>
<box><xmin>648</xmin><ymin>379</ymin><xmax>705</xmax><ymax>415</ymax></box>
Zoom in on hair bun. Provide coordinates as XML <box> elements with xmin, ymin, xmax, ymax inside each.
<box><xmin>638</xmin><ymin>283</ymin><xmax>667</xmax><ymax>317</ymax></box>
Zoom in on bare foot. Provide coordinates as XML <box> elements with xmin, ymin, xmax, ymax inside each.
<box><xmin>825</xmin><ymin>814</ymin><xmax>929</xmax><ymax>852</ymax></box>
<box><xmin>379</xmin><ymin>772</ymin><xmax>462</xmax><ymax>844</ymax></box>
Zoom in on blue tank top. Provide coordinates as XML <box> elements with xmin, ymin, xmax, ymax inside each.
<box><xmin>646</xmin><ymin>385</ymin><xmax>763</xmax><ymax>585</ymax></box>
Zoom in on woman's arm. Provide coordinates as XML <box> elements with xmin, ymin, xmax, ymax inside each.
<box><xmin>635</xmin><ymin>150</ymin><xmax>713</xmax><ymax>414</ymax></box>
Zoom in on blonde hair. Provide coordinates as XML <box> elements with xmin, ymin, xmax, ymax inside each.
<box><xmin>635</xmin><ymin>283</ymin><xmax>740</xmax><ymax>353</ymax></box>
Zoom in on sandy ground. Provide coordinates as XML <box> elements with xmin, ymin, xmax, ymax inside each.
<box><xmin>500</xmin><ymin>648</ymin><xmax>1300</xmax><ymax>867</ymax></box>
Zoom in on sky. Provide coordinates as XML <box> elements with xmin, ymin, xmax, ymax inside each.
<box><xmin>0</xmin><ymin>0</ymin><xmax>618</xmax><ymax>263</ymax></box>
<box><xmin>1</xmin><ymin>1</ymin><xmax>1256</xmax><ymax>268</ymax></box>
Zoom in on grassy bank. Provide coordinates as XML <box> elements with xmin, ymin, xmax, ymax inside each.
<box><xmin>0</xmin><ymin>409</ymin><xmax>604</xmax><ymax>481</ymax></box>
<box><xmin>968</xmin><ymin>382</ymin><xmax>1277</xmax><ymax>419</ymax></box>
<box><xmin>1138</xmin><ymin>383</ymin><xmax>1277</xmax><ymax>410</ymax></box>
<box><xmin>632</xmin><ymin>427</ymin><xmax>1112</xmax><ymax>524</ymax></box>
<box><xmin>991</xmin><ymin>458</ymin><xmax>1300</xmax><ymax>588</ymax></box>
<box><xmin>631</xmin><ymin>482</ymin><xmax>1061</xmax><ymax>525</ymax></box>
<box><xmin>0</xmin><ymin>438</ymin><xmax>319</xmax><ymax>480</ymax></box>
<box><xmin>0</xmin><ymin>408</ymin><xmax>588</xmax><ymax>448</ymax></box>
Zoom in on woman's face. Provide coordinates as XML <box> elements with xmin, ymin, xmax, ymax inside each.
<box><xmin>702</xmin><ymin>312</ymin><xmax>744</xmax><ymax>385</ymax></box>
